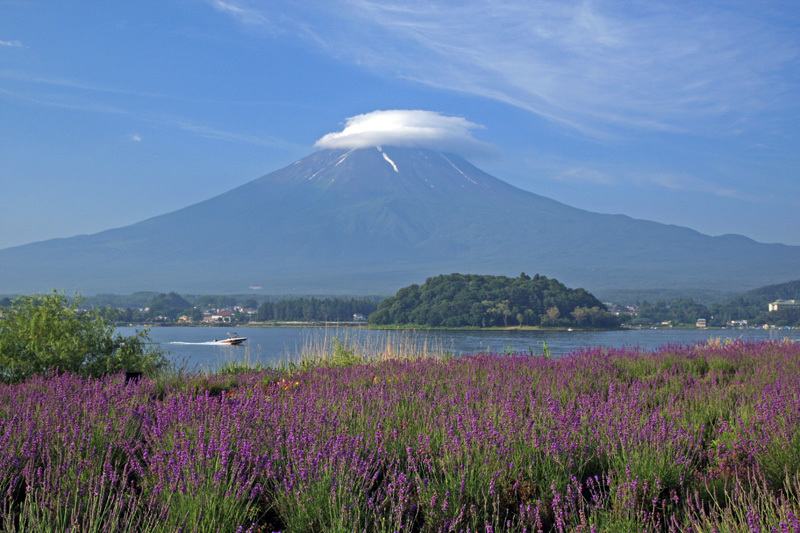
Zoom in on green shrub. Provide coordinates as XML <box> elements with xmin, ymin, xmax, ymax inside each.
<box><xmin>0</xmin><ymin>291</ymin><xmax>166</xmax><ymax>383</ymax></box>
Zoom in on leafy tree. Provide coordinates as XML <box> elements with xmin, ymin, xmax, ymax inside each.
<box><xmin>571</xmin><ymin>306</ymin><xmax>589</xmax><ymax>325</ymax></box>
<box><xmin>587</xmin><ymin>306</ymin><xmax>620</xmax><ymax>328</ymax></box>
<box><xmin>147</xmin><ymin>292</ymin><xmax>192</xmax><ymax>320</ymax></box>
<box><xmin>181</xmin><ymin>307</ymin><xmax>204</xmax><ymax>322</ymax></box>
<box><xmin>0</xmin><ymin>292</ymin><xmax>166</xmax><ymax>383</ymax></box>
<box><xmin>493</xmin><ymin>300</ymin><xmax>511</xmax><ymax>327</ymax></box>
<box><xmin>543</xmin><ymin>306</ymin><xmax>561</xmax><ymax>326</ymax></box>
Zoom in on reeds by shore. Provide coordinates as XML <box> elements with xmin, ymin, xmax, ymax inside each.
<box><xmin>1</xmin><ymin>339</ymin><xmax>799</xmax><ymax>531</ymax></box>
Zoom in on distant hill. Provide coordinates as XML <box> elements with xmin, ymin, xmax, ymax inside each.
<box><xmin>1</xmin><ymin>146</ymin><xmax>798</xmax><ymax>296</ymax></box>
<box><xmin>710</xmin><ymin>278</ymin><xmax>800</xmax><ymax>322</ymax></box>
<box><xmin>735</xmin><ymin>279</ymin><xmax>800</xmax><ymax>304</ymax></box>
<box><xmin>624</xmin><ymin>278</ymin><xmax>800</xmax><ymax>327</ymax></box>
<box><xmin>369</xmin><ymin>272</ymin><xmax>619</xmax><ymax>328</ymax></box>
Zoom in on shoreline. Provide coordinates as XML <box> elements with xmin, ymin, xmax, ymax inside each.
<box><xmin>114</xmin><ymin>321</ymin><xmax>773</xmax><ymax>332</ymax></box>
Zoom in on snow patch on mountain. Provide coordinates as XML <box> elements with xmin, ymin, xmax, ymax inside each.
<box><xmin>382</xmin><ymin>152</ymin><xmax>399</xmax><ymax>173</ymax></box>
<box><xmin>441</xmin><ymin>154</ymin><xmax>482</xmax><ymax>186</ymax></box>
<box><xmin>335</xmin><ymin>149</ymin><xmax>354</xmax><ymax>167</ymax></box>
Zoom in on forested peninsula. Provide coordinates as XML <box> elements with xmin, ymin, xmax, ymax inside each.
<box><xmin>368</xmin><ymin>273</ymin><xmax>621</xmax><ymax>328</ymax></box>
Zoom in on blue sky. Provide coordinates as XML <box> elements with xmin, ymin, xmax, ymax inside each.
<box><xmin>1</xmin><ymin>0</ymin><xmax>799</xmax><ymax>250</ymax></box>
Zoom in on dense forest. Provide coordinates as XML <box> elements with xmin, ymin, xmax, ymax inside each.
<box><xmin>630</xmin><ymin>298</ymin><xmax>711</xmax><ymax>326</ymax></box>
<box><xmin>369</xmin><ymin>273</ymin><xmax>620</xmax><ymax>328</ymax></box>
<box><xmin>256</xmin><ymin>298</ymin><xmax>379</xmax><ymax>322</ymax></box>
<box><xmin>0</xmin><ymin>292</ymin><xmax>380</xmax><ymax>325</ymax></box>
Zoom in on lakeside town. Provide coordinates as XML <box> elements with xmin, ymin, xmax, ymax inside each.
<box><xmin>18</xmin><ymin>292</ymin><xmax>792</xmax><ymax>330</ymax></box>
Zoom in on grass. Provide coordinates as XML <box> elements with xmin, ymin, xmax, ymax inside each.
<box><xmin>1</xmin><ymin>339</ymin><xmax>799</xmax><ymax>531</ymax></box>
<box><xmin>276</xmin><ymin>327</ymin><xmax>455</xmax><ymax>370</ymax></box>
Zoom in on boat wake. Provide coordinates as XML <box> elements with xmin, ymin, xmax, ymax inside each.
<box><xmin>169</xmin><ymin>341</ymin><xmax>234</xmax><ymax>346</ymax></box>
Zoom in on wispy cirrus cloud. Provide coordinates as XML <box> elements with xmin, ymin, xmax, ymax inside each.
<box><xmin>0</xmin><ymin>39</ymin><xmax>23</xmax><ymax>47</ymax></box>
<box><xmin>551</xmin><ymin>164</ymin><xmax>754</xmax><ymax>201</ymax></box>
<box><xmin>0</xmin><ymin>69</ymin><xmax>170</xmax><ymax>98</ymax></box>
<box><xmin>530</xmin><ymin>155</ymin><xmax>755</xmax><ymax>200</ymax></box>
<box><xmin>0</xmin><ymin>87</ymin><xmax>296</xmax><ymax>150</ymax></box>
<box><xmin>211</xmin><ymin>0</ymin><xmax>274</xmax><ymax>28</ymax></box>
<box><xmin>0</xmin><ymin>87</ymin><xmax>133</xmax><ymax>116</ymax></box>
<box><xmin>211</xmin><ymin>1</ymin><xmax>800</xmax><ymax>138</ymax></box>
<box><xmin>171</xmin><ymin>119</ymin><xmax>294</xmax><ymax>148</ymax></box>
<box><xmin>554</xmin><ymin>166</ymin><xmax>617</xmax><ymax>186</ymax></box>
<box><xmin>0</xmin><ymin>69</ymin><xmax>309</xmax><ymax>108</ymax></box>
<box><xmin>638</xmin><ymin>172</ymin><xmax>743</xmax><ymax>200</ymax></box>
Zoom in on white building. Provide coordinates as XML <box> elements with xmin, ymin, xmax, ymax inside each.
<box><xmin>769</xmin><ymin>299</ymin><xmax>800</xmax><ymax>312</ymax></box>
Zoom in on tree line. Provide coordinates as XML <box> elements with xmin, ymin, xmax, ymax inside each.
<box><xmin>369</xmin><ymin>273</ymin><xmax>621</xmax><ymax>328</ymax></box>
<box><xmin>256</xmin><ymin>297</ymin><xmax>379</xmax><ymax>322</ymax></box>
<box><xmin>1</xmin><ymin>292</ymin><xmax>381</xmax><ymax>325</ymax></box>
<box><xmin>630</xmin><ymin>298</ymin><xmax>711</xmax><ymax>326</ymax></box>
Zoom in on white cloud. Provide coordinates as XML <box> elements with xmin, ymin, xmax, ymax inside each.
<box><xmin>0</xmin><ymin>40</ymin><xmax>23</xmax><ymax>47</ymax></box>
<box><xmin>314</xmin><ymin>110</ymin><xmax>494</xmax><ymax>155</ymax></box>
<box><xmin>129</xmin><ymin>133</ymin><xmax>142</xmax><ymax>142</ymax></box>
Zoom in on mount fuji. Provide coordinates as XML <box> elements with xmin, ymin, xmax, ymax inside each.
<box><xmin>1</xmin><ymin>146</ymin><xmax>798</xmax><ymax>297</ymax></box>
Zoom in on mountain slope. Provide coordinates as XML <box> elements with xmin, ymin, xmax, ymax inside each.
<box><xmin>1</xmin><ymin>147</ymin><xmax>798</xmax><ymax>295</ymax></box>
<box><xmin>722</xmin><ymin>279</ymin><xmax>800</xmax><ymax>310</ymax></box>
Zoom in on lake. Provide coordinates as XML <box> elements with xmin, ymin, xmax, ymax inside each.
<box><xmin>116</xmin><ymin>325</ymin><xmax>800</xmax><ymax>372</ymax></box>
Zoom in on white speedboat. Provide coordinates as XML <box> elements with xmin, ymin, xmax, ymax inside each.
<box><xmin>215</xmin><ymin>332</ymin><xmax>247</xmax><ymax>346</ymax></box>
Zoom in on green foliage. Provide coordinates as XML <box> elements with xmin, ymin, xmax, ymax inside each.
<box><xmin>540</xmin><ymin>339</ymin><xmax>551</xmax><ymax>358</ymax></box>
<box><xmin>755</xmin><ymin>306</ymin><xmax>800</xmax><ymax>327</ymax></box>
<box><xmin>82</xmin><ymin>291</ymin><xmax>159</xmax><ymax>309</ymax></box>
<box><xmin>633</xmin><ymin>298</ymin><xmax>711</xmax><ymax>326</ymax></box>
<box><xmin>147</xmin><ymin>292</ymin><xmax>193</xmax><ymax>320</ymax></box>
<box><xmin>256</xmin><ymin>297</ymin><xmax>379</xmax><ymax>322</ymax></box>
<box><xmin>369</xmin><ymin>272</ymin><xmax>620</xmax><ymax>328</ymax></box>
<box><xmin>193</xmin><ymin>294</ymin><xmax>239</xmax><ymax>309</ymax></box>
<box><xmin>330</xmin><ymin>338</ymin><xmax>361</xmax><ymax>366</ymax></box>
<box><xmin>0</xmin><ymin>292</ymin><xmax>166</xmax><ymax>383</ymax></box>
<box><xmin>739</xmin><ymin>278</ymin><xmax>800</xmax><ymax>303</ymax></box>
<box><xmin>291</xmin><ymin>338</ymin><xmax>364</xmax><ymax>371</ymax></box>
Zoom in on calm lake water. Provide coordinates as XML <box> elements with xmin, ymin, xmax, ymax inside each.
<box><xmin>116</xmin><ymin>325</ymin><xmax>800</xmax><ymax>372</ymax></box>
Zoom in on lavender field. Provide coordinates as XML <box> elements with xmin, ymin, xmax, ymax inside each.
<box><xmin>2</xmin><ymin>340</ymin><xmax>800</xmax><ymax>532</ymax></box>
